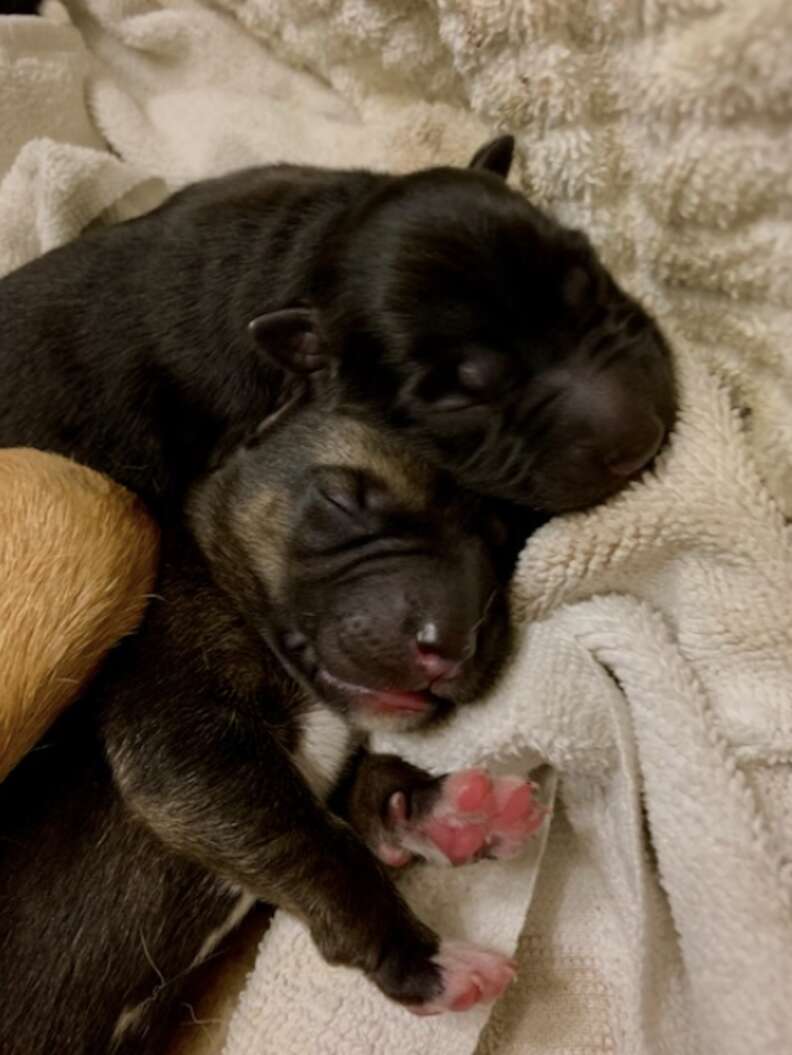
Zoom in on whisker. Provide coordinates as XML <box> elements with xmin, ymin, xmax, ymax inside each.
<box><xmin>180</xmin><ymin>1000</ymin><xmax>222</xmax><ymax>1032</ymax></box>
<box><xmin>139</xmin><ymin>928</ymin><xmax>167</xmax><ymax>995</ymax></box>
<box><xmin>459</xmin><ymin>590</ymin><xmax>499</xmax><ymax>665</ymax></box>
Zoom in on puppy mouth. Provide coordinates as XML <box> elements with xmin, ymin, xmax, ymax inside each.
<box><xmin>316</xmin><ymin>669</ymin><xmax>438</xmax><ymax>715</ymax></box>
<box><xmin>280</xmin><ymin>631</ymin><xmax>466</xmax><ymax>715</ymax></box>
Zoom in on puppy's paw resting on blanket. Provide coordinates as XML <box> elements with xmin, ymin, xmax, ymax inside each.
<box><xmin>412</xmin><ymin>941</ymin><xmax>517</xmax><ymax>1015</ymax></box>
<box><xmin>377</xmin><ymin>768</ymin><xmax>545</xmax><ymax>868</ymax></box>
<box><xmin>372</xmin><ymin>935</ymin><xmax>516</xmax><ymax>1015</ymax></box>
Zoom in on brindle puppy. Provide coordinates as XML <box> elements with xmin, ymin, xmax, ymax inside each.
<box><xmin>0</xmin><ymin>403</ymin><xmax>543</xmax><ymax>1055</ymax></box>
<box><xmin>0</xmin><ymin>136</ymin><xmax>675</xmax><ymax>515</ymax></box>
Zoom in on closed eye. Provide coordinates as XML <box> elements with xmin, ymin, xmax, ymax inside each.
<box><xmin>429</xmin><ymin>394</ymin><xmax>486</xmax><ymax>413</ymax></box>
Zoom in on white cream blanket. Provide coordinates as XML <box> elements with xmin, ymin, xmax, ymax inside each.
<box><xmin>1</xmin><ymin>2</ymin><xmax>791</xmax><ymax>1053</ymax></box>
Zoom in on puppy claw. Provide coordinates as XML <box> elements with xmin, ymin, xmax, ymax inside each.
<box><xmin>388</xmin><ymin>790</ymin><xmax>409</xmax><ymax>825</ymax></box>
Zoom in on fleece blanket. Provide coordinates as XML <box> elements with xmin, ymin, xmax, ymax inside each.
<box><xmin>2</xmin><ymin>3</ymin><xmax>792</xmax><ymax>1054</ymax></box>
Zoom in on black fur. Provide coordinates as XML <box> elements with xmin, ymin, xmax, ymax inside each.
<box><xmin>0</xmin><ymin>137</ymin><xmax>675</xmax><ymax>515</ymax></box>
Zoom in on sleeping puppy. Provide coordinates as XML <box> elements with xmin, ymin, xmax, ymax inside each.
<box><xmin>0</xmin><ymin>136</ymin><xmax>675</xmax><ymax>515</ymax></box>
<box><xmin>0</xmin><ymin>402</ymin><xmax>543</xmax><ymax>1055</ymax></box>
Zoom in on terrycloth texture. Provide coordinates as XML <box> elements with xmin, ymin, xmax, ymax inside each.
<box><xmin>0</xmin><ymin>11</ymin><xmax>165</xmax><ymax>276</ymax></box>
<box><xmin>1</xmin><ymin>3</ymin><xmax>791</xmax><ymax>1054</ymax></box>
<box><xmin>0</xmin><ymin>449</ymin><xmax>159</xmax><ymax>781</ymax></box>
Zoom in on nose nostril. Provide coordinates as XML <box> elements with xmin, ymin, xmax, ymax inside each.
<box><xmin>413</xmin><ymin>621</ymin><xmax>479</xmax><ymax>683</ymax></box>
<box><xmin>412</xmin><ymin>630</ymin><xmax>466</xmax><ymax>683</ymax></box>
<box><xmin>607</xmin><ymin>416</ymin><xmax>665</xmax><ymax>478</ymax></box>
<box><xmin>413</xmin><ymin>645</ymin><xmax>459</xmax><ymax>682</ymax></box>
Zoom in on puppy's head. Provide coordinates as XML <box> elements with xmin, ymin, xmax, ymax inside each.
<box><xmin>250</xmin><ymin>136</ymin><xmax>676</xmax><ymax>513</ymax></box>
<box><xmin>189</xmin><ymin>405</ymin><xmax>518</xmax><ymax>731</ymax></box>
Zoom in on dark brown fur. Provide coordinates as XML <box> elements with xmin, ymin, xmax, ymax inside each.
<box><xmin>0</xmin><ymin>404</ymin><xmax>521</xmax><ymax>1054</ymax></box>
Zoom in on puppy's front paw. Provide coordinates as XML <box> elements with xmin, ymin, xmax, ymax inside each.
<box><xmin>376</xmin><ymin>768</ymin><xmax>545</xmax><ymax>867</ymax></box>
<box><xmin>406</xmin><ymin>941</ymin><xmax>516</xmax><ymax>1015</ymax></box>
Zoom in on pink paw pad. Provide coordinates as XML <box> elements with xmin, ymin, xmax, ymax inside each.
<box><xmin>407</xmin><ymin>940</ymin><xmax>516</xmax><ymax>1016</ymax></box>
<box><xmin>384</xmin><ymin>768</ymin><xmax>545</xmax><ymax>867</ymax></box>
<box><xmin>451</xmin><ymin>769</ymin><xmax>493</xmax><ymax>812</ymax></box>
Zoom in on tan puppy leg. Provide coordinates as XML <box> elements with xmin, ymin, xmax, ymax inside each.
<box><xmin>0</xmin><ymin>449</ymin><xmax>158</xmax><ymax>780</ymax></box>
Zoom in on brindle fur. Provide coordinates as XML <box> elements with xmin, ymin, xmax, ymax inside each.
<box><xmin>0</xmin><ymin>405</ymin><xmax>520</xmax><ymax>1055</ymax></box>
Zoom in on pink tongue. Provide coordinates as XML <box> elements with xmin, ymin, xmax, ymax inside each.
<box><xmin>368</xmin><ymin>690</ymin><xmax>430</xmax><ymax>713</ymax></box>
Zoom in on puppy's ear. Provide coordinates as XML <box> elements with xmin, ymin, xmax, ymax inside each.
<box><xmin>247</xmin><ymin>308</ymin><xmax>326</xmax><ymax>374</ymax></box>
<box><xmin>468</xmin><ymin>135</ymin><xmax>515</xmax><ymax>180</ymax></box>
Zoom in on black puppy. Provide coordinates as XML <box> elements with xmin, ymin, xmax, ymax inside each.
<box><xmin>0</xmin><ymin>403</ymin><xmax>543</xmax><ymax>1055</ymax></box>
<box><xmin>0</xmin><ymin>136</ymin><xmax>675</xmax><ymax>514</ymax></box>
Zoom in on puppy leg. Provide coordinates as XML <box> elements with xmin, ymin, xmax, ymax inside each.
<box><xmin>339</xmin><ymin>752</ymin><xmax>546</xmax><ymax>868</ymax></box>
<box><xmin>107</xmin><ymin>700</ymin><xmax>514</xmax><ymax>1015</ymax></box>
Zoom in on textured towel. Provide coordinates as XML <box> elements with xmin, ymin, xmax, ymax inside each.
<box><xmin>0</xmin><ymin>10</ymin><xmax>163</xmax><ymax>277</ymax></box>
<box><xmin>1</xmin><ymin>3</ymin><xmax>791</xmax><ymax>1054</ymax></box>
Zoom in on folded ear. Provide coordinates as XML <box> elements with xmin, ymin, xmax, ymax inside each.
<box><xmin>468</xmin><ymin>134</ymin><xmax>515</xmax><ymax>180</ymax></box>
<box><xmin>247</xmin><ymin>308</ymin><xmax>326</xmax><ymax>374</ymax></box>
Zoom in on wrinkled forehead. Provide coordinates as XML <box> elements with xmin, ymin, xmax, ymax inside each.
<box><xmin>232</xmin><ymin>409</ymin><xmax>436</xmax><ymax>516</ymax></box>
<box><xmin>194</xmin><ymin>410</ymin><xmax>437</xmax><ymax>600</ymax></box>
<box><xmin>308</xmin><ymin>416</ymin><xmax>434</xmax><ymax>511</ymax></box>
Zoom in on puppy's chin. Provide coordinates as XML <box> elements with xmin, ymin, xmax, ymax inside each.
<box><xmin>346</xmin><ymin>707</ymin><xmax>436</xmax><ymax>735</ymax></box>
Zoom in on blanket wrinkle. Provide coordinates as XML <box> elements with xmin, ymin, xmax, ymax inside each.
<box><xmin>1</xmin><ymin>2</ymin><xmax>791</xmax><ymax>1053</ymax></box>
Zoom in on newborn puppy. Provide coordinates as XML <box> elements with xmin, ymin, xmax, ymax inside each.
<box><xmin>0</xmin><ymin>404</ymin><xmax>543</xmax><ymax>1055</ymax></box>
<box><xmin>310</xmin><ymin>139</ymin><xmax>676</xmax><ymax>511</ymax></box>
<box><xmin>0</xmin><ymin>136</ymin><xmax>675</xmax><ymax>515</ymax></box>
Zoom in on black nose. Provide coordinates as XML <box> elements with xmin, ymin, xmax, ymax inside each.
<box><xmin>605</xmin><ymin>412</ymin><xmax>665</xmax><ymax>477</ymax></box>
<box><xmin>566</xmin><ymin>365</ymin><xmax>669</xmax><ymax>483</ymax></box>
<box><xmin>411</xmin><ymin>621</ymin><xmax>471</xmax><ymax>683</ymax></box>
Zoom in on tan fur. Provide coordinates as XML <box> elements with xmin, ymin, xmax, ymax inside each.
<box><xmin>231</xmin><ymin>487</ymin><xmax>291</xmax><ymax>601</ymax></box>
<box><xmin>207</xmin><ymin>415</ymin><xmax>433</xmax><ymax>606</ymax></box>
<box><xmin>317</xmin><ymin>419</ymin><xmax>433</xmax><ymax>511</ymax></box>
<box><xmin>0</xmin><ymin>449</ymin><xmax>159</xmax><ymax>781</ymax></box>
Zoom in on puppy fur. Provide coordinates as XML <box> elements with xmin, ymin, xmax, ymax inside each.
<box><xmin>0</xmin><ymin>449</ymin><xmax>158</xmax><ymax>781</ymax></box>
<box><xmin>0</xmin><ymin>137</ymin><xmax>676</xmax><ymax>516</ymax></box>
<box><xmin>0</xmin><ymin>406</ymin><xmax>524</xmax><ymax>1054</ymax></box>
